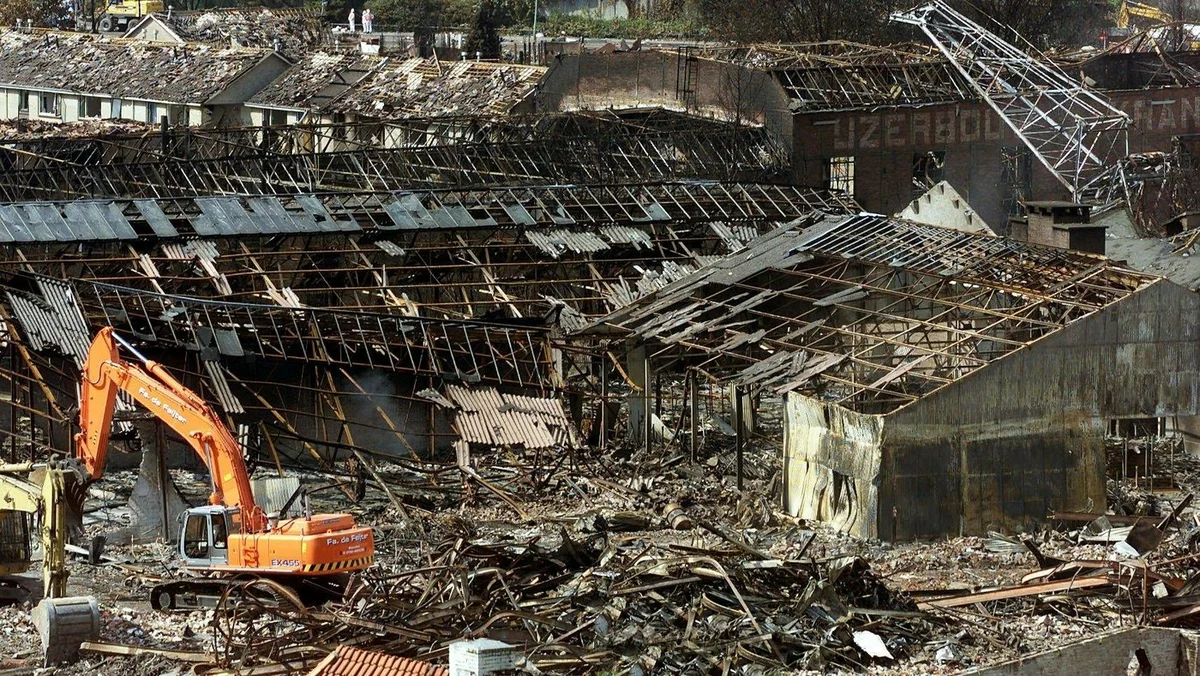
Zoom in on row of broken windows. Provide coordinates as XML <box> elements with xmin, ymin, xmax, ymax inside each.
<box><xmin>13</xmin><ymin>90</ymin><xmax>181</xmax><ymax>124</ymax></box>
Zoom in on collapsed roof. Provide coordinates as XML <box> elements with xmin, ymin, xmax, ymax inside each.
<box><xmin>683</xmin><ymin>38</ymin><xmax>1200</xmax><ymax>114</ymax></box>
<box><xmin>251</xmin><ymin>54</ymin><xmax>546</xmax><ymax>118</ymax></box>
<box><xmin>683</xmin><ymin>42</ymin><xmax>973</xmax><ymax>112</ymax></box>
<box><xmin>590</xmin><ymin>213</ymin><xmax>1156</xmax><ymax>414</ymax></box>
<box><xmin>0</xmin><ymin>30</ymin><xmax>281</xmax><ymax>103</ymax></box>
<box><xmin>249</xmin><ymin>52</ymin><xmax>375</xmax><ymax>110</ymax></box>
<box><xmin>166</xmin><ymin>7</ymin><xmax>326</xmax><ymax>57</ymax></box>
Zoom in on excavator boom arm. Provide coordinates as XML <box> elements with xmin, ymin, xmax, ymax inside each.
<box><xmin>75</xmin><ymin>328</ymin><xmax>264</xmax><ymax>531</ymax></box>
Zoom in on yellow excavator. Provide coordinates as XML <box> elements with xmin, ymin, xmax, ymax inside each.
<box><xmin>0</xmin><ymin>463</ymin><xmax>82</xmax><ymax>600</ymax></box>
<box><xmin>1116</xmin><ymin>0</ymin><xmax>1173</xmax><ymax>28</ymax></box>
<box><xmin>92</xmin><ymin>0</ymin><xmax>163</xmax><ymax>33</ymax></box>
<box><xmin>0</xmin><ymin>462</ymin><xmax>100</xmax><ymax>664</ymax></box>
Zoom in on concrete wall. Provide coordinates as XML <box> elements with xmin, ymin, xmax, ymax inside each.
<box><xmin>126</xmin><ymin>17</ymin><xmax>183</xmax><ymax>44</ymax></box>
<box><xmin>883</xmin><ymin>279</ymin><xmax>1200</xmax><ymax>539</ymax></box>
<box><xmin>207</xmin><ymin>54</ymin><xmax>292</xmax><ymax>106</ymax></box>
<box><xmin>967</xmin><ymin>627</ymin><xmax>1200</xmax><ymax>676</ymax></box>
<box><xmin>241</xmin><ymin>106</ymin><xmax>306</xmax><ymax>127</ymax></box>
<box><xmin>795</xmin><ymin>87</ymin><xmax>1200</xmax><ymax>234</ymax></box>
<box><xmin>539</xmin><ymin>52</ymin><xmax>795</xmax><ymax>150</ymax></box>
<box><xmin>222</xmin><ymin>361</ymin><xmax>453</xmax><ymax>460</ymax></box>
<box><xmin>543</xmin><ymin>0</ymin><xmax>647</xmax><ymax>19</ymax></box>
<box><xmin>784</xmin><ymin>279</ymin><xmax>1200</xmax><ymax>540</ymax></box>
<box><xmin>0</xmin><ymin>88</ymin><xmax>211</xmax><ymax>125</ymax></box>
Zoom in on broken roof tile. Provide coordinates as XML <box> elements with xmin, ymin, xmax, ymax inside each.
<box><xmin>249</xmin><ymin>52</ymin><xmax>379</xmax><ymax>109</ymax></box>
<box><xmin>306</xmin><ymin>646</ymin><xmax>448</xmax><ymax>676</ymax></box>
<box><xmin>298</xmin><ymin>56</ymin><xmax>547</xmax><ymax>119</ymax></box>
<box><xmin>0</xmin><ymin>30</ymin><xmax>281</xmax><ymax>104</ymax></box>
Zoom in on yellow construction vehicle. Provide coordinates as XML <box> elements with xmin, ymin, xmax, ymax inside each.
<box><xmin>0</xmin><ymin>461</ymin><xmax>100</xmax><ymax>665</ymax></box>
<box><xmin>0</xmin><ymin>462</ymin><xmax>85</xmax><ymax>601</ymax></box>
<box><xmin>1117</xmin><ymin>0</ymin><xmax>1173</xmax><ymax>29</ymax></box>
<box><xmin>94</xmin><ymin>0</ymin><xmax>163</xmax><ymax>33</ymax></box>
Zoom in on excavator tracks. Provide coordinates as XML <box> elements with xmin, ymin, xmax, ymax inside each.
<box><xmin>150</xmin><ymin>574</ymin><xmax>347</xmax><ymax>611</ymax></box>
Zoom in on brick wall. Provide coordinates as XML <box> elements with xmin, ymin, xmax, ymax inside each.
<box><xmin>794</xmin><ymin>88</ymin><xmax>1200</xmax><ymax>233</ymax></box>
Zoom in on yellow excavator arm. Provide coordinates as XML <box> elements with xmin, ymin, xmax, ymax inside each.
<box><xmin>0</xmin><ymin>463</ymin><xmax>79</xmax><ymax>600</ymax></box>
<box><xmin>1117</xmin><ymin>0</ymin><xmax>1173</xmax><ymax>28</ymax></box>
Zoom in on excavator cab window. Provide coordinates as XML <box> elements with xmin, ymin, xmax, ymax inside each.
<box><xmin>182</xmin><ymin>513</ymin><xmax>208</xmax><ymax>558</ymax></box>
<box><xmin>211</xmin><ymin>513</ymin><xmax>227</xmax><ymax>550</ymax></box>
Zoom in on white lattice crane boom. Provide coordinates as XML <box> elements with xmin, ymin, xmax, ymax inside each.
<box><xmin>891</xmin><ymin>1</ymin><xmax>1129</xmax><ymax>200</ymax></box>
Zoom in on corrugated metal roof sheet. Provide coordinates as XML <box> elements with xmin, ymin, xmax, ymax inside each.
<box><xmin>203</xmin><ymin>361</ymin><xmax>245</xmax><ymax>414</ymax></box>
<box><xmin>250</xmin><ymin>477</ymin><xmax>301</xmax><ymax>516</ymax></box>
<box><xmin>600</xmin><ymin>225</ymin><xmax>654</xmax><ymax>249</ymax></box>
<box><xmin>444</xmin><ymin>385</ymin><xmax>576</xmax><ymax>450</ymax></box>
<box><xmin>525</xmin><ymin>230</ymin><xmax>610</xmax><ymax>258</ymax></box>
<box><xmin>0</xmin><ymin>196</ymin><xmax>356</xmax><ymax>243</ymax></box>
<box><xmin>6</xmin><ymin>279</ymin><xmax>92</xmax><ymax>365</ymax></box>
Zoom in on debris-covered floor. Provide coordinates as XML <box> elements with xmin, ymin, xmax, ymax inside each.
<box><xmin>2</xmin><ymin>433</ymin><xmax>1198</xmax><ymax>675</ymax></box>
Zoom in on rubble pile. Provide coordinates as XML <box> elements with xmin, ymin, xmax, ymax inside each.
<box><xmin>173</xmin><ymin>8</ymin><xmax>327</xmax><ymax>58</ymax></box>
<box><xmin>10</xmin><ymin>433</ymin><xmax>1200</xmax><ymax>674</ymax></box>
<box><xmin>0</xmin><ymin>118</ymin><xmax>154</xmax><ymax>140</ymax></box>
<box><xmin>208</xmin><ymin>530</ymin><xmax>932</xmax><ymax>673</ymax></box>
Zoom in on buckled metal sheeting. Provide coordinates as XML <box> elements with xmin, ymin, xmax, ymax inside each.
<box><xmin>0</xmin><ymin>183</ymin><xmax>859</xmax><ymax>244</ymax></box>
<box><xmin>0</xmin><ymin>195</ymin><xmax>359</xmax><ymax>243</ymax></box>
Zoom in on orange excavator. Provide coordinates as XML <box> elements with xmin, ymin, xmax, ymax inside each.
<box><xmin>76</xmin><ymin>327</ymin><xmax>374</xmax><ymax>609</ymax></box>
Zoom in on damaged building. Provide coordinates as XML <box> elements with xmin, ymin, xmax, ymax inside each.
<box><xmin>0</xmin><ymin>124</ymin><xmax>853</xmax><ymax>468</ymax></box>
<box><xmin>245</xmin><ymin>54</ymin><xmax>546</xmax><ymax>126</ymax></box>
<box><xmin>124</xmin><ymin>7</ymin><xmax>328</xmax><ymax>59</ymax></box>
<box><xmin>587</xmin><ymin>213</ymin><xmax>1200</xmax><ymax>539</ymax></box>
<box><xmin>542</xmin><ymin>40</ymin><xmax>1200</xmax><ymax>232</ymax></box>
<box><xmin>0</xmin><ymin>29</ymin><xmax>290</xmax><ymax>126</ymax></box>
<box><xmin>6</xmin><ymin>3</ymin><xmax>1200</xmax><ymax>671</ymax></box>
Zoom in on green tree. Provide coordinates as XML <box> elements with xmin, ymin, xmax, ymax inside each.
<box><xmin>463</xmin><ymin>0</ymin><xmax>502</xmax><ymax>58</ymax></box>
<box><xmin>1</xmin><ymin>0</ymin><xmax>68</xmax><ymax>27</ymax></box>
<box><xmin>695</xmin><ymin>0</ymin><xmax>1110</xmax><ymax>48</ymax></box>
<box><xmin>369</xmin><ymin>0</ymin><xmax>445</xmax><ymax>50</ymax></box>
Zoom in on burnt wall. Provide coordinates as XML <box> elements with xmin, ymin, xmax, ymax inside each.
<box><xmin>879</xmin><ymin>279</ymin><xmax>1200</xmax><ymax>539</ymax></box>
<box><xmin>539</xmin><ymin>52</ymin><xmax>795</xmax><ymax>151</ymax></box>
<box><xmin>879</xmin><ymin>417</ymin><xmax>1099</xmax><ymax>539</ymax></box>
<box><xmin>793</xmin><ymin>87</ymin><xmax>1200</xmax><ymax>232</ymax></box>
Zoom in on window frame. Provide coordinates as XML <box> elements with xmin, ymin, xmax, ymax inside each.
<box><xmin>911</xmin><ymin>150</ymin><xmax>947</xmax><ymax>199</ymax></box>
<box><xmin>37</xmin><ymin>92</ymin><xmax>59</xmax><ymax>117</ymax></box>
<box><xmin>824</xmin><ymin>156</ymin><xmax>856</xmax><ymax>194</ymax></box>
<box><xmin>82</xmin><ymin>96</ymin><xmax>102</xmax><ymax>119</ymax></box>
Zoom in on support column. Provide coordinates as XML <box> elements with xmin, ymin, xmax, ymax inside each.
<box><xmin>625</xmin><ymin>341</ymin><xmax>649</xmax><ymax>448</ymax></box>
<box><xmin>599</xmin><ymin>360</ymin><xmax>609</xmax><ymax>451</ymax></box>
<box><xmin>688</xmin><ymin>370</ymin><xmax>698</xmax><ymax>464</ymax></box>
<box><xmin>126</xmin><ymin>420</ymin><xmax>188</xmax><ymax>545</ymax></box>
<box><xmin>734</xmin><ymin>385</ymin><xmax>744</xmax><ymax>491</ymax></box>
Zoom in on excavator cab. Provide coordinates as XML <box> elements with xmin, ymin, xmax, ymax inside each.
<box><xmin>179</xmin><ymin>506</ymin><xmax>236</xmax><ymax>567</ymax></box>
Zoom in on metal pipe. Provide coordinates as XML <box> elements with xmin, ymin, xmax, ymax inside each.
<box><xmin>111</xmin><ymin>331</ymin><xmax>151</xmax><ymax>366</ymax></box>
